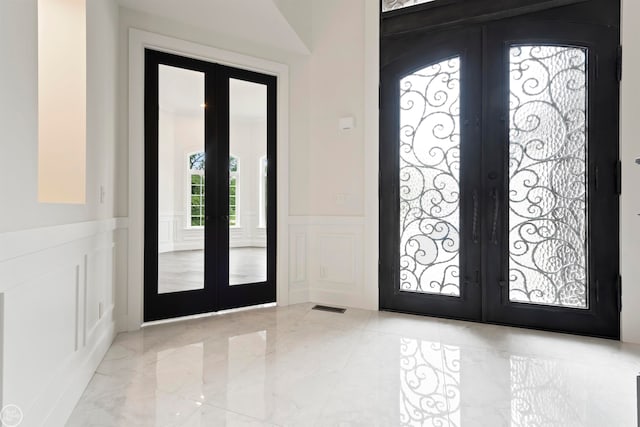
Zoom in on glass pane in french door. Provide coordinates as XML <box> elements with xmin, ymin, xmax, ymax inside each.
<box><xmin>228</xmin><ymin>78</ymin><xmax>268</xmax><ymax>286</ymax></box>
<box><xmin>157</xmin><ymin>64</ymin><xmax>205</xmax><ymax>294</ymax></box>
<box><xmin>399</xmin><ymin>57</ymin><xmax>461</xmax><ymax>296</ymax></box>
<box><xmin>508</xmin><ymin>45</ymin><xmax>588</xmax><ymax>308</ymax></box>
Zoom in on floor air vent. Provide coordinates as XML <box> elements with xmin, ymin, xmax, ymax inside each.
<box><xmin>312</xmin><ymin>305</ymin><xmax>346</xmax><ymax>314</ymax></box>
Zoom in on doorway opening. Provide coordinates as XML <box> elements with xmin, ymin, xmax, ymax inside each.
<box><xmin>144</xmin><ymin>49</ymin><xmax>277</xmax><ymax>321</ymax></box>
<box><xmin>379</xmin><ymin>0</ymin><xmax>620</xmax><ymax>338</ymax></box>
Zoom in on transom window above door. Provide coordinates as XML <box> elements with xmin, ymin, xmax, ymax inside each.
<box><xmin>382</xmin><ymin>0</ymin><xmax>438</xmax><ymax>13</ymax></box>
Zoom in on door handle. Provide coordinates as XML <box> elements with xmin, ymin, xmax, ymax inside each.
<box><xmin>490</xmin><ymin>188</ymin><xmax>500</xmax><ymax>245</ymax></box>
<box><xmin>472</xmin><ymin>189</ymin><xmax>479</xmax><ymax>243</ymax></box>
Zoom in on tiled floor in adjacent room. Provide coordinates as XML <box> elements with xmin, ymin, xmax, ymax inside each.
<box><xmin>68</xmin><ymin>303</ymin><xmax>640</xmax><ymax>426</ymax></box>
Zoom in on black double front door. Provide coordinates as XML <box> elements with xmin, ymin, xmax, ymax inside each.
<box><xmin>144</xmin><ymin>49</ymin><xmax>277</xmax><ymax>322</ymax></box>
<box><xmin>380</xmin><ymin>0</ymin><xmax>620</xmax><ymax>338</ymax></box>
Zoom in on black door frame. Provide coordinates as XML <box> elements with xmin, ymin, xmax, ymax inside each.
<box><xmin>379</xmin><ymin>0</ymin><xmax>620</xmax><ymax>339</ymax></box>
<box><xmin>144</xmin><ymin>49</ymin><xmax>277</xmax><ymax>322</ymax></box>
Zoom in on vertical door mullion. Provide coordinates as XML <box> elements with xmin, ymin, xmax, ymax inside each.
<box><xmin>482</xmin><ymin>28</ymin><xmax>509</xmax><ymax>321</ymax></box>
<box><xmin>214</xmin><ymin>65</ymin><xmax>231</xmax><ymax>299</ymax></box>
<box><xmin>204</xmin><ymin>63</ymin><xmax>220</xmax><ymax>311</ymax></box>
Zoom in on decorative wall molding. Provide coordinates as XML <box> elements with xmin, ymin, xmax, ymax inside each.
<box><xmin>0</xmin><ymin>217</ymin><xmax>127</xmax><ymax>269</ymax></box>
<box><xmin>0</xmin><ymin>218</ymin><xmax>124</xmax><ymax>425</ymax></box>
<box><xmin>288</xmin><ymin>216</ymin><xmax>371</xmax><ymax>310</ymax></box>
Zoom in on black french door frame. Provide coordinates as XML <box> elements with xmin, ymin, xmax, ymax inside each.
<box><xmin>379</xmin><ymin>0</ymin><xmax>621</xmax><ymax>339</ymax></box>
<box><xmin>144</xmin><ymin>49</ymin><xmax>277</xmax><ymax>322</ymax></box>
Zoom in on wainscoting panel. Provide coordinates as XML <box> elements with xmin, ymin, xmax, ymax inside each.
<box><xmin>288</xmin><ymin>228</ymin><xmax>308</xmax><ymax>304</ymax></box>
<box><xmin>318</xmin><ymin>234</ymin><xmax>357</xmax><ymax>286</ymax></box>
<box><xmin>288</xmin><ymin>217</ymin><xmax>365</xmax><ymax>308</ymax></box>
<box><xmin>0</xmin><ymin>218</ymin><xmax>125</xmax><ymax>426</ymax></box>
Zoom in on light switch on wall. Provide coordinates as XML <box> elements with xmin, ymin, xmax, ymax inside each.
<box><xmin>339</xmin><ymin>116</ymin><xmax>355</xmax><ymax>131</ymax></box>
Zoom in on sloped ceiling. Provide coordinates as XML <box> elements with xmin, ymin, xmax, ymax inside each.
<box><xmin>118</xmin><ymin>0</ymin><xmax>310</xmax><ymax>54</ymax></box>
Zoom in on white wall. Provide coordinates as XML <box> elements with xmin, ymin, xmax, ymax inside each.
<box><xmin>0</xmin><ymin>0</ymin><xmax>123</xmax><ymax>424</ymax></box>
<box><xmin>287</xmin><ymin>0</ymin><xmax>374</xmax><ymax>308</ymax></box>
<box><xmin>620</xmin><ymin>0</ymin><xmax>640</xmax><ymax>343</ymax></box>
<box><xmin>0</xmin><ymin>0</ymin><xmax>120</xmax><ymax>232</ymax></box>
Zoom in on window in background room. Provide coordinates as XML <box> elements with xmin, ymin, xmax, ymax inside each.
<box><xmin>259</xmin><ymin>156</ymin><xmax>268</xmax><ymax>228</ymax></box>
<box><xmin>188</xmin><ymin>152</ymin><xmax>206</xmax><ymax>227</ymax></box>
<box><xmin>229</xmin><ymin>155</ymin><xmax>239</xmax><ymax>227</ymax></box>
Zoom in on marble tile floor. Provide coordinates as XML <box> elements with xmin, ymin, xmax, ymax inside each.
<box><xmin>67</xmin><ymin>303</ymin><xmax>640</xmax><ymax>426</ymax></box>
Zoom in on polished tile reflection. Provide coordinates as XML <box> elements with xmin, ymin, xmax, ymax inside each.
<box><xmin>68</xmin><ymin>304</ymin><xmax>640</xmax><ymax>426</ymax></box>
<box><xmin>400</xmin><ymin>339</ymin><xmax>460</xmax><ymax>427</ymax></box>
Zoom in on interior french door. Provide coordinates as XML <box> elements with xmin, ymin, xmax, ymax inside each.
<box><xmin>380</xmin><ymin>0</ymin><xmax>620</xmax><ymax>338</ymax></box>
<box><xmin>144</xmin><ymin>49</ymin><xmax>277</xmax><ymax>322</ymax></box>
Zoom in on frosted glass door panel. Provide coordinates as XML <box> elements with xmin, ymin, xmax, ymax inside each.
<box><xmin>508</xmin><ymin>46</ymin><xmax>588</xmax><ymax>308</ymax></box>
<box><xmin>229</xmin><ymin>78</ymin><xmax>268</xmax><ymax>286</ymax></box>
<box><xmin>399</xmin><ymin>57</ymin><xmax>462</xmax><ymax>297</ymax></box>
<box><xmin>157</xmin><ymin>64</ymin><xmax>205</xmax><ymax>294</ymax></box>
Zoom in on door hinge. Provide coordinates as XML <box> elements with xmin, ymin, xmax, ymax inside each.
<box><xmin>617</xmin><ymin>275</ymin><xmax>622</xmax><ymax>313</ymax></box>
<box><xmin>615</xmin><ymin>160</ymin><xmax>622</xmax><ymax>195</ymax></box>
<box><xmin>617</xmin><ymin>45</ymin><xmax>623</xmax><ymax>82</ymax></box>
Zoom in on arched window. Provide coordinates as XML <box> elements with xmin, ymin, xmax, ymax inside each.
<box><xmin>188</xmin><ymin>152</ymin><xmax>205</xmax><ymax>227</ymax></box>
<box><xmin>259</xmin><ymin>156</ymin><xmax>267</xmax><ymax>228</ymax></box>
<box><xmin>187</xmin><ymin>152</ymin><xmax>240</xmax><ymax>227</ymax></box>
<box><xmin>229</xmin><ymin>155</ymin><xmax>239</xmax><ymax>227</ymax></box>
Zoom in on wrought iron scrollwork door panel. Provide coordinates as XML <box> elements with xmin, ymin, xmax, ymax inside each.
<box><xmin>380</xmin><ymin>28</ymin><xmax>484</xmax><ymax>321</ymax></box>
<box><xmin>483</xmin><ymin>18</ymin><xmax>620</xmax><ymax>339</ymax></box>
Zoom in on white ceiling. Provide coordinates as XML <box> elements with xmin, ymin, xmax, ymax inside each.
<box><xmin>159</xmin><ymin>65</ymin><xmax>267</xmax><ymax>120</ymax></box>
<box><xmin>118</xmin><ymin>0</ymin><xmax>309</xmax><ymax>54</ymax></box>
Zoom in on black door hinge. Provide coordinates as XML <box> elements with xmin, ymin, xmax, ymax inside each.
<box><xmin>617</xmin><ymin>275</ymin><xmax>622</xmax><ymax>313</ymax></box>
<box><xmin>615</xmin><ymin>160</ymin><xmax>622</xmax><ymax>195</ymax></box>
<box><xmin>617</xmin><ymin>45</ymin><xmax>623</xmax><ymax>82</ymax></box>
